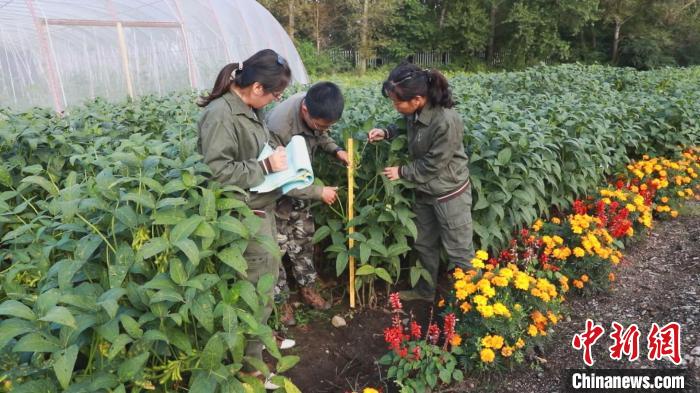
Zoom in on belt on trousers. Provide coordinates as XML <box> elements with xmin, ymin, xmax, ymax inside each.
<box><xmin>434</xmin><ymin>179</ymin><xmax>471</xmax><ymax>203</ymax></box>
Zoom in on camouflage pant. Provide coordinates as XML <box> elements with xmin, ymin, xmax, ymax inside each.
<box><xmin>274</xmin><ymin>197</ymin><xmax>318</xmax><ymax>302</ymax></box>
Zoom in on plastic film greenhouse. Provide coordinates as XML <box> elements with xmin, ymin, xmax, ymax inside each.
<box><xmin>0</xmin><ymin>0</ymin><xmax>308</xmax><ymax>111</ymax></box>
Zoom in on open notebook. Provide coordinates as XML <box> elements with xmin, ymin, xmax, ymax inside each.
<box><xmin>250</xmin><ymin>135</ymin><xmax>314</xmax><ymax>194</ymax></box>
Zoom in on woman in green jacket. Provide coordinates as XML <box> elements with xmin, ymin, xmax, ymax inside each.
<box><xmin>197</xmin><ymin>49</ymin><xmax>290</xmax><ymax>376</ymax></box>
<box><xmin>368</xmin><ymin>63</ymin><xmax>475</xmax><ymax>302</ymax></box>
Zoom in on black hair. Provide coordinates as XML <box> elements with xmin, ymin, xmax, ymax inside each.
<box><xmin>304</xmin><ymin>81</ymin><xmax>344</xmax><ymax>121</ymax></box>
<box><xmin>198</xmin><ymin>49</ymin><xmax>292</xmax><ymax>107</ymax></box>
<box><xmin>381</xmin><ymin>62</ymin><xmax>454</xmax><ymax>108</ymax></box>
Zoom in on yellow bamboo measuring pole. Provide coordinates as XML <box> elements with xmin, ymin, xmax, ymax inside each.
<box><xmin>347</xmin><ymin>138</ymin><xmax>356</xmax><ymax>308</ymax></box>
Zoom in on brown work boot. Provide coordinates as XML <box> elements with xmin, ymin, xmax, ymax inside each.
<box><xmin>300</xmin><ymin>286</ymin><xmax>331</xmax><ymax>310</ymax></box>
<box><xmin>280</xmin><ymin>302</ymin><xmax>296</xmax><ymax>326</ymax></box>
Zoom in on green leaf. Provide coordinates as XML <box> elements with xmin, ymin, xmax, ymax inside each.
<box><xmin>497</xmin><ymin>148</ymin><xmax>512</xmax><ymax>165</ymax></box>
<box><xmin>155</xmin><ymin>197</ymin><xmax>188</xmax><ymax>209</ymax></box>
<box><xmin>122</xmin><ymin>191</ymin><xmax>155</xmax><ymax>209</ymax></box>
<box><xmin>217</xmin><ymin>215</ymin><xmax>249</xmax><ymax>238</ymax></box>
<box><xmin>335</xmin><ymin>251</ymin><xmax>349</xmax><ymax>276</ymax></box>
<box><xmin>217</xmin><ymin>246</ymin><xmax>247</xmax><ymax>276</ymax></box>
<box><xmin>39</xmin><ymin>306</ymin><xmax>77</xmax><ymax>329</ymax></box>
<box><xmin>137</xmin><ymin>237</ymin><xmax>169</xmax><ymax>260</ymax></box>
<box><xmin>191</xmin><ymin>295</ymin><xmax>214</xmax><ymax>333</ymax></box>
<box><xmin>200</xmin><ymin>335</ymin><xmax>224</xmax><ymax>370</ymax></box>
<box><xmin>199</xmin><ymin>188</ymin><xmax>217</xmax><ymax>219</ymax></box>
<box><xmin>120</xmin><ymin>315</ymin><xmax>143</xmax><ymax>339</ymax></box>
<box><xmin>110</xmin><ymin>243</ymin><xmax>134</xmax><ymax>288</ymax></box>
<box><xmin>107</xmin><ymin>334</ymin><xmax>133</xmax><ymax>360</ymax></box>
<box><xmin>169</xmin><ymin>258</ymin><xmax>188</xmax><ymax>285</ymax></box>
<box><xmin>355</xmin><ymin>265</ymin><xmax>375</xmax><ymax>276</ymax></box>
<box><xmin>0</xmin><ymin>319</ymin><xmax>35</xmax><ymax>348</ymax></box>
<box><xmin>311</xmin><ymin>225</ymin><xmax>331</xmax><ymax>244</ymax></box>
<box><xmin>359</xmin><ymin>242</ymin><xmax>371</xmax><ymax>264</ymax></box>
<box><xmin>53</xmin><ymin>345</ymin><xmax>79</xmax><ymax>389</ymax></box>
<box><xmin>21</xmin><ymin>175</ymin><xmax>58</xmax><ymax>195</ymax></box>
<box><xmin>283</xmin><ymin>378</ymin><xmax>303</xmax><ymax>393</ymax></box>
<box><xmin>0</xmin><ymin>300</ymin><xmax>36</xmax><ymax>320</ymax></box>
<box><xmin>13</xmin><ymin>332</ymin><xmax>61</xmax><ymax>353</ymax></box>
<box><xmin>170</xmin><ymin>215</ymin><xmax>203</xmax><ymax>242</ymax></box>
<box><xmin>0</xmin><ymin>165</ymin><xmax>11</xmax><ymax>187</ymax></box>
<box><xmin>173</xmin><ymin>238</ymin><xmax>200</xmax><ymax>266</ymax></box>
<box><xmin>115</xmin><ymin>205</ymin><xmax>138</xmax><ymax>229</ymax></box>
<box><xmin>117</xmin><ymin>351</ymin><xmax>149</xmax><ymax>381</ymax></box>
<box><xmin>277</xmin><ymin>355</ymin><xmax>300</xmax><ymax>373</ymax></box>
<box><xmin>256</xmin><ymin>273</ymin><xmax>275</xmax><ymax>296</ymax></box>
<box><xmin>375</xmin><ymin>267</ymin><xmax>393</xmax><ymax>283</ymax></box>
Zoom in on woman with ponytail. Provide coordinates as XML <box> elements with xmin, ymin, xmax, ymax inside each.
<box><xmin>197</xmin><ymin>49</ymin><xmax>291</xmax><ymax>380</ymax></box>
<box><xmin>368</xmin><ymin>63</ymin><xmax>474</xmax><ymax>303</ymax></box>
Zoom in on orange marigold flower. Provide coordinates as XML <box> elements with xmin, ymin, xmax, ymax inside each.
<box><xmin>460</xmin><ymin>302</ymin><xmax>472</xmax><ymax>313</ymax></box>
<box><xmin>501</xmin><ymin>346</ymin><xmax>514</xmax><ymax>357</ymax></box>
<box><xmin>581</xmin><ymin>274</ymin><xmax>589</xmax><ymax>283</ymax></box>
<box><xmin>573</xmin><ymin>279</ymin><xmax>584</xmax><ymax>289</ymax></box>
<box><xmin>609</xmin><ymin>272</ymin><xmax>616</xmax><ymax>282</ymax></box>
<box><xmin>451</xmin><ymin>334</ymin><xmax>462</xmax><ymax>347</ymax></box>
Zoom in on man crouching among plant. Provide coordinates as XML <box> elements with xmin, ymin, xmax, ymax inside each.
<box><xmin>266</xmin><ymin>82</ymin><xmax>348</xmax><ymax>325</ymax></box>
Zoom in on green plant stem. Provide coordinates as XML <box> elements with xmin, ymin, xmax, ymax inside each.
<box><xmin>76</xmin><ymin>213</ymin><xmax>117</xmax><ymax>254</ymax></box>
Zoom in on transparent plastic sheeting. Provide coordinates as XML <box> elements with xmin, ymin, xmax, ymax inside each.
<box><xmin>0</xmin><ymin>0</ymin><xmax>309</xmax><ymax>111</ymax></box>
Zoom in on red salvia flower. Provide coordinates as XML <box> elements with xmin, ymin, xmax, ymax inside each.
<box><xmin>389</xmin><ymin>292</ymin><xmax>402</xmax><ymax>311</ymax></box>
<box><xmin>410</xmin><ymin>321</ymin><xmax>422</xmax><ymax>340</ymax></box>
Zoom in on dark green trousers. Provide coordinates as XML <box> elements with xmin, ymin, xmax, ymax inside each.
<box><xmin>412</xmin><ymin>189</ymin><xmax>475</xmax><ymax>296</ymax></box>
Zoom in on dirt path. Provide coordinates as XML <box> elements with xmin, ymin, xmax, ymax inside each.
<box><xmin>284</xmin><ymin>203</ymin><xmax>700</xmax><ymax>393</ymax></box>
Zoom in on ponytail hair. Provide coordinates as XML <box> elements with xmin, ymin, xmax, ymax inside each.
<box><xmin>381</xmin><ymin>62</ymin><xmax>454</xmax><ymax>108</ymax></box>
<box><xmin>198</xmin><ymin>49</ymin><xmax>292</xmax><ymax>107</ymax></box>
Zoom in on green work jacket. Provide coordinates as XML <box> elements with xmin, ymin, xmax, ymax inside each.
<box><xmin>197</xmin><ymin>92</ymin><xmax>281</xmax><ymax>209</ymax></box>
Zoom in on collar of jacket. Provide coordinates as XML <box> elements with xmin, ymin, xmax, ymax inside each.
<box><xmin>414</xmin><ymin>103</ymin><xmax>437</xmax><ymax>126</ymax></box>
<box><xmin>223</xmin><ymin>91</ymin><xmax>261</xmax><ymax>123</ymax></box>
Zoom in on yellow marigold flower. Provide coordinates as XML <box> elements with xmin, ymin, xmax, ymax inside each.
<box><xmin>471</xmin><ymin>258</ymin><xmax>485</xmax><ymax>269</ymax></box>
<box><xmin>460</xmin><ymin>302</ymin><xmax>472</xmax><ymax>313</ymax></box>
<box><xmin>547</xmin><ymin>311</ymin><xmax>558</xmax><ymax>324</ymax></box>
<box><xmin>626</xmin><ymin>203</ymin><xmax>636</xmax><ymax>212</ymax></box>
<box><xmin>499</xmin><ymin>267</ymin><xmax>513</xmax><ymax>279</ymax></box>
<box><xmin>473</xmin><ymin>295</ymin><xmax>488</xmax><ymax>306</ymax></box>
<box><xmin>451</xmin><ymin>334</ymin><xmax>462</xmax><ymax>347</ymax></box>
<box><xmin>626</xmin><ymin>227</ymin><xmax>634</xmax><ymax>236</ymax></box>
<box><xmin>452</xmin><ymin>268</ymin><xmax>465</xmax><ymax>280</ymax></box>
<box><xmin>465</xmin><ymin>282</ymin><xmax>477</xmax><ymax>295</ymax></box>
<box><xmin>532</xmin><ymin>219</ymin><xmax>543</xmax><ymax>231</ymax></box>
<box><xmin>573</xmin><ymin>247</ymin><xmax>585</xmax><ymax>258</ymax></box>
<box><xmin>482</xmin><ymin>285</ymin><xmax>496</xmax><ymax>298</ymax></box>
<box><xmin>454</xmin><ymin>279</ymin><xmax>467</xmax><ymax>290</ymax></box>
<box><xmin>501</xmin><ymin>346</ymin><xmax>514</xmax><ymax>357</ymax></box>
<box><xmin>580</xmin><ymin>274</ymin><xmax>589</xmax><ymax>283</ymax></box>
<box><xmin>480</xmin><ymin>348</ymin><xmax>495</xmax><ymax>363</ymax></box>
<box><xmin>516</xmin><ymin>338</ymin><xmax>525</xmax><ymax>348</ymax></box>
<box><xmin>514</xmin><ymin>272</ymin><xmax>530</xmax><ymax>290</ymax></box>
<box><xmin>677</xmin><ymin>191</ymin><xmax>685</xmax><ymax>197</ymax></box>
<box><xmin>528</xmin><ymin>325</ymin><xmax>538</xmax><ymax>337</ymax></box>
<box><xmin>363</xmin><ymin>389</ymin><xmax>380</xmax><ymax>393</ymax></box>
<box><xmin>514</xmin><ymin>303</ymin><xmax>522</xmax><ymax>312</ymax></box>
<box><xmin>671</xmin><ymin>210</ymin><xmax>678</xmax><ymax>218</ymax></box>
<box><xmin>492</xmin><ymin>276</ymin><xmax>509</xmax><ymax>287</ymax></box>
<box><xmin>490</xmin><ymin>335</ymin><xmax>504</xmax><ymax>349</ymax></box>
<box><xmin>493</xmin><ymin>302</ymin><xmax>511</xmax><ymax>318</ymax></box>
<box><xmin>610</xmin><ymin>254</ymin><xmax>620</xmax><ymax>264</ymax></box>
<box><xmin>478</xmin><ymin>305</ymin><xmax>495</xmax><ymax>318</ymax></box>
<box><xmin>551</xmin><ymin>217</ymin><xmax>561</xmax><ymax>225</ymax></box>
<box><xmin>476</xmin><ymin>250</ymin><xmax>489</xmax><ymax>260</ymax></box>
<box><xmin>456</xmin><ymin>289</ymin><xmax>469</xmax><ymax>300</ymax></box>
